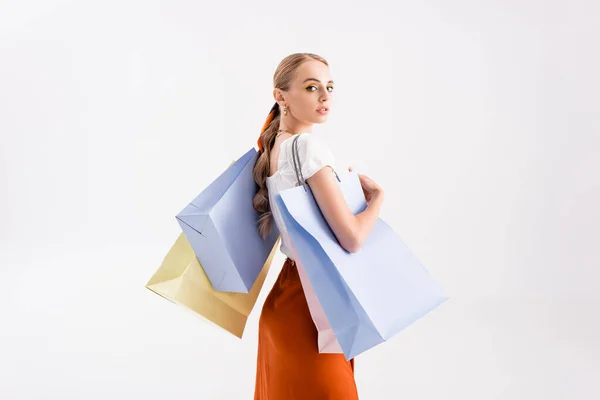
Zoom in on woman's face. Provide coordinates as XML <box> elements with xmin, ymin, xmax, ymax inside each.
<box><xmin>275</xmin><ymin>60</ymin><xmax>334</xmax><ymax>126</ymax></box>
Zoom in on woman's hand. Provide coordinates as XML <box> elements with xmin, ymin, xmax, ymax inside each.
<box><xmin>348</xmin><ymin>167</ymin><xmax>384</xmax><ymax>204</ymax></box>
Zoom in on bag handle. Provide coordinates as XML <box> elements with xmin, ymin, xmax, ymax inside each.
<box><xmin>291</xmin><ymin>134</ymin><xmax>341</xmax><ymax>192</ymax></box>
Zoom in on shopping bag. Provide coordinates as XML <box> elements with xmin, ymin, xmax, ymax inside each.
<box><xmin>146</xmin><ymin>232</ymin><xmax>280</xmax><ymax>338</ymax></box>
<box><xmin>176</xmin><ymin>148</ymin><xmax>280</xmax><ymax>293</ymax></box>
<box><xmin>290</xmin><ymin>241</ymin><xmax>343</xmax><ymax>353</ymax></box>
<box><xmin>275</xmin><ymin>134</ymin><xmax>448</xmax><ymax>359</ymax></box>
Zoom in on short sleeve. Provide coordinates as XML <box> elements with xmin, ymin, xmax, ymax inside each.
<box><xmin>290</xmin><ymin>133</ymin><xmax>336</xmax><ymax>181</ymax></box>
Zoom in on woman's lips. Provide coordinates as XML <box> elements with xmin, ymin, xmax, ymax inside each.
<box><xmin>317</xmin><ymin>108</ymin><xmax>329</xmax><ymax>115</ymax></box>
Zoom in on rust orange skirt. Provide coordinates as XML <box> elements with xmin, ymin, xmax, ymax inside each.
<box><xmin>254</xmin><ymin>257</ymin><xmax>358</xmax><ymax>399</ymax></box>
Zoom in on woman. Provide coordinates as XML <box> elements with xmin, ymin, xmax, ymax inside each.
<box><xmin>252</xmin><ymin>53</ymin><xmax>385</xmax><ymax>399</ymax></box>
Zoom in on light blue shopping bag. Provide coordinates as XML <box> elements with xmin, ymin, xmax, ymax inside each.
<box><xmin>275</xmin><ymin>135</ymin><xmax>448</xmax><ymax>359</ymax></box>
<box><xmin>176</xmin><ymin>148</ymin><xmax>280</xmax><ymax>293</ymax></box>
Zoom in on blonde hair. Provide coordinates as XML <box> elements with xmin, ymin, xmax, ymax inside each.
<box><xmin>253</xmin><ymin>53</ymin><xmax>329</xmax><ymax>239</ymax></box>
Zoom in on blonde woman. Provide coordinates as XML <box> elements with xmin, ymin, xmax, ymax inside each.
<box><xmin>253</xmin><ymin>53</ymin><xmax>385</xmax><ymax>399</ymax></box>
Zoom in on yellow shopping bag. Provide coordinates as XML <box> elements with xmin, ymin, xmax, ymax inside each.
<box><xmin>146</xmin><ymin>232</ymin><xmax>280</xmax><ymax>338</ymax></box>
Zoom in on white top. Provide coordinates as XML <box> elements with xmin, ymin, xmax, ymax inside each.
<box><xmin>265</xmin><ymin>133</ymin><xmax>336</xmax><ymax>261</ymax></box>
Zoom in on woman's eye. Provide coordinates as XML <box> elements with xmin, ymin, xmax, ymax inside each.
<box><xmin>306</xmin><ymin>85</ymin><xmax>335</xmax><ymax>92</ymax></box>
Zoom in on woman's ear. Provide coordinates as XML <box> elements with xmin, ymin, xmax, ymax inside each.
<box><xmin>273</xmin><ymin>88</ymin><xmax>284</xmax><ymax>103</ymax></box>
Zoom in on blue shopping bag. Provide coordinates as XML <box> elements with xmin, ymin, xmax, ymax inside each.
<box><xmin>275</xmin><ymin>135</ymin><xmax>448</xmax><ymax>359</ymax></box>
<box><xmin>176</xmin><ymin>148</ymin><xmax>280</xmax><ymax>293</ymax></box>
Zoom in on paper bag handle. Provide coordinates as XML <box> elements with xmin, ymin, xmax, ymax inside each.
<box><xmin>291</xmin><ymin>134</ymin><xmax>341</xmax><ymax>192</ymax></box>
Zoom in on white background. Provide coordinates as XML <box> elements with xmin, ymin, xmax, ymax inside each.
<box><xmin>1</xmin><ymin>0</ymin><xmax>599</xmax><ymax>399</ymax></box>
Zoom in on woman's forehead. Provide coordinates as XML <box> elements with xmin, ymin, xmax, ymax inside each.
<box><xmin>294</xmin><ymin>62</ymin><xmax>333</xmax><ymax>84</ymax></box>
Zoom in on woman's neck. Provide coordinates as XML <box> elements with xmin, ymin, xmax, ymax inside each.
<box><xmin>278</xmin><ymin>122</ymin><xmax>312</xmax><ymax>135</ymax></box>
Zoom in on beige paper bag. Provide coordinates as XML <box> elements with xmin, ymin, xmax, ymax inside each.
<box><xmin>146</xmin><ymin>232</ymin><xmax>280</xmax><ymax>338</ymax></box>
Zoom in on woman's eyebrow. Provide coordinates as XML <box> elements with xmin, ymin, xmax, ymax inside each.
<box><xmin>302</xmin><ymin>78</ymin><xmax>334</xmax><ymax>84</ymax></box>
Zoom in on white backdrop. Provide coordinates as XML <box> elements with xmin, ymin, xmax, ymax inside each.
<box><xmin>1</xmin><ymin>0</ymin><xmax>599</xmax><ymax>399</ymax></box>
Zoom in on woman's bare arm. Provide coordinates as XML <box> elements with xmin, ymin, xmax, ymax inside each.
<box><xmin>306</xmin><ymin>167</ymin><xmax>384</xmax><ymax>253</ymax></box>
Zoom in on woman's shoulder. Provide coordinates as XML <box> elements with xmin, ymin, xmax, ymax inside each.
<box><xmin>283</xmin><ymin>133</ymin><xmax>336</xmax><ymax>180</ymax></box>
<box><xmin>286</xmin><ymin>133</ymin><xmax>334</xmax><ymax>158</ymax></box>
